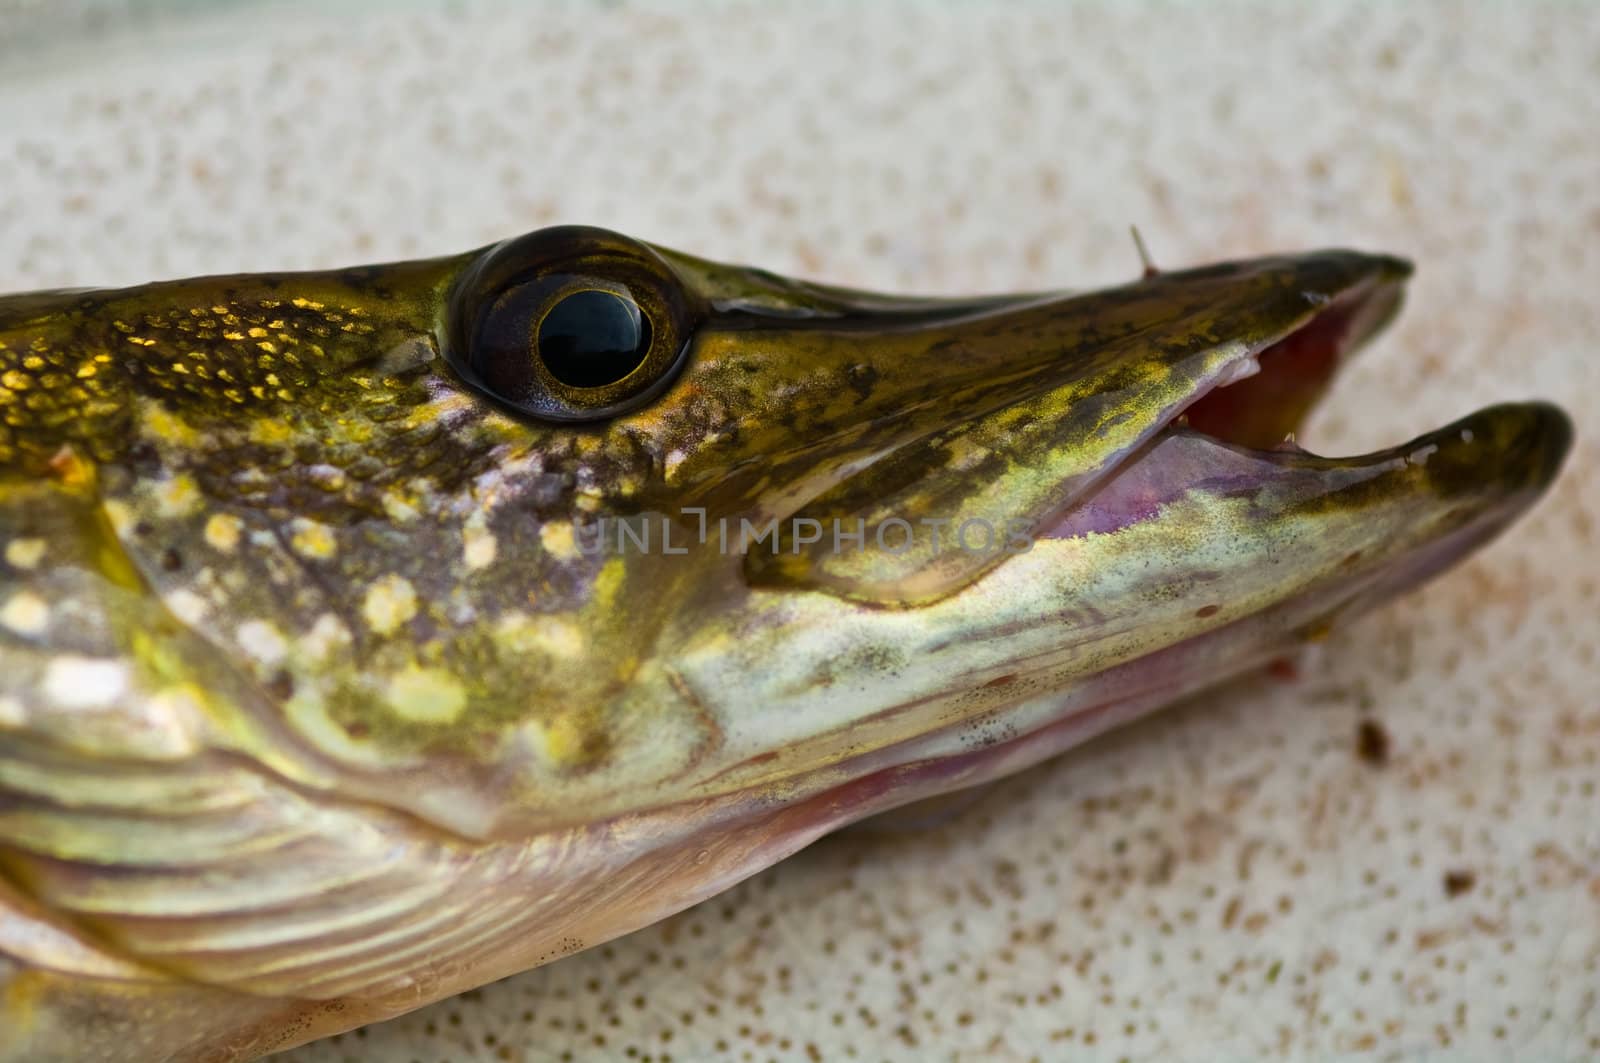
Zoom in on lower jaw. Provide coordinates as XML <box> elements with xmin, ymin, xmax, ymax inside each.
<box><xmin>479</xmin><ymin>396</ymin><xmax>1568</xmax><ymax>1033</ymax></box>
<box><xmin>571</xmin><ymin>475</ymin><xmax>1539</xmax><ymax>954</ymax></box>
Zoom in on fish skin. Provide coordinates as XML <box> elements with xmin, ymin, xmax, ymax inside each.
<box><xmin>0</xmin><ymin>227</ymin><xmax>1571</xmax><ymax>1061</ymax></box>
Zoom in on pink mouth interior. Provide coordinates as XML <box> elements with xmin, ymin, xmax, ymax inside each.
<box><xmin>1182</xmin><ymin>293</ymin><xmax>1370</xmax><ymax>450</ymax></box>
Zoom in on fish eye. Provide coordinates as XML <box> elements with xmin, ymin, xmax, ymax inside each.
<box><xmin>537</xmin><ymin>289</ymin><xmax>653</xmax><ymax>388</ymax></box>
<box><xmin>447</xmin><ymin>226</ymin><xmax>703</xmax><ymax>422</ymax></box>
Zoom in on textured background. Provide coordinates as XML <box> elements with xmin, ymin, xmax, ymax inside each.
<box><xmin>1</xmin><ymin>1</ymin><xmax>1596</xmax><ymax>1060</ymax></box>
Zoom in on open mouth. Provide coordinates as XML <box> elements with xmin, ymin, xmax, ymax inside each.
<box><xmin>1177</xmin><ymin>270</ymin><xmax>1405</xmax><ymax>451</ymax></box>
<box><xmin>742</xmin><ymin>249</ymin><xmax>1570</xmax><ymax>609</ymax></box>
<box><xmin>1037</xmin><ymin>263</ymin><xmax>1571</xmax><ymax>548</ymax></box>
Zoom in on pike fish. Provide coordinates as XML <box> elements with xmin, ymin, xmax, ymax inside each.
<box><xmin>0</xmin><ymin>227</ymin><xmax>1571</xmax><ymax>1061</ymax></box>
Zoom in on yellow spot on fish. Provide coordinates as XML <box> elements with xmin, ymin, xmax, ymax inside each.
<box><xmin>463</xmin><ymin>511</ymin><xmax>497</xmax><ymax>571</ymax></box>
<box><xmin>290</xmin><ymin>518</ymin><xmax>338</xmax><ymax>560</ymax></box>
<box><xmin>4</xmin><ymin>538</ymin><xmax>46</xmax><ymax>570</ymax></box>
<box><xmin>102</xmin><ymin>498</ymin><xmax>135</xmax><ymax>537</ymax></box>
<box><xmin>362</xmin><ymin>574</ymin><xmax>418</xmax><ymax>635</ymax></box>
<box><xmin>385</xmin><ymin>664</ymin><xmax>467</xmax><ymax>723</ymax></box>
<box><xmin>236</xmin><ymin>619</ymin><xmax>289</xmax><ymax>665</ymax></box>
<box><xmin>496</xmin><ymin>613</ymin><xmax>584</xmax><ymax>659</ymax></box>
<box><xmin>48</xmin><ymin>447</ymin><xmax>95</xmax><ymax>489</ymax></box>
<box><xmin>540</xmin><ymin>520</ymin><xmax>579</xmax><ymax>561</ymax></box>
<box><xmin>523</xmin><ymin>714</ymin><xmax>594</xmax><ymax>768</ymax></box>
<box><xmin>140</xmin><ymin>400</ymin><xmax>202</xmax><ymax>447</ymax></box>
<box><xmin>155</xmin><ymin>474</ymin><xmax>202</xmax><ymax>518</ymax></box>
<box><xmin>593</xmin><ymin>557</ymin><xmax>626</xmax><ymax>612</ymax></box>
<box><xmin>204</xmin><ymin>513</ymin><xmax>243</xmax><ymax>553</ymax></box>
<box><xmin>249</xmin><ymin>418</ymin><xmax>294</xmax><ymax>445</ymax></box>
<box><xmin>0</xmin><ymin>696</ymin><xmax>23</xmax><ymax>729</ymax></box>
<box><xmin>0</xmin><ymin>591</ymin><xmax>49</xmax><ymax>635</ymax></box>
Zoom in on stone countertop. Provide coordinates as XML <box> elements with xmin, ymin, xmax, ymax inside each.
<box><xmin>1</xmin><ymin>2</ymin><xmax>1595</xmax><ymax>1059</ymax></box>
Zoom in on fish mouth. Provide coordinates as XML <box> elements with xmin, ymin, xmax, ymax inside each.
<box><xmin>1043</xmin><ymin>263</ymin><xmax>1572</xmax><ymax>547</ymax></box>
<box><xmin>742</xmin><ymin>251</ymin><xmax>1572</xmax><ymax>607</ymax></box>
<box><xmin>1162</xmin><ymin>258</ymin><xmax>1406</xmax><ymax>451</ymax></box>
<box><xmin>1043</xmin><ymin>261</ymin><xmax>1571</xmax><ymax>545</ymax></box>
<box><xmin>673</xmin><ymin>254</ymin><xmax>1570</xmax><ymax>819</ymax></box>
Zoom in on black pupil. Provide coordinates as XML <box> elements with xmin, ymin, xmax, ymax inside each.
<box><xmin>537</xmin><ymin>290</ymin><xmax>652</xmax><ymax>388</ymax></box>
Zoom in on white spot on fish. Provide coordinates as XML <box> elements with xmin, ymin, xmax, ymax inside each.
<box><xmin>1408</xmin><ymin>443</ymin><xmax>1439</xmax><ymax>466</ymax></box>
<box><xmin>363</xmin><ymin>574</ymin><xmax>418</xmax><ymax>635</ymax></box>
<box><xmin>385</xmin><ymin>664</ymin><xmax>467</xmax><ymax>723</ymax></box>
<box><xmin>302</xmin><ymin>612</ymin><xmax>352</xmax><ymax>661</ymax></box>
<box><xmin>304</xmin><ymin>464</ymin><xmax>347</xmax><ymax>492</ymax></box>
<box><xmin>0</xmin><ymin>591</ymin><xmax>49</xmax><ymax>635</ymax></box>
<box><xmin>43</xmin><ymin>657</ymin><xmax>130</xmax><ymax>709</ymax></box>
<box><xmin>140</xmin><ymin>687</ymin><xmax>204</xmax><ymax>757</ymax></box>
<box><xmin>463</xmin><ymin>510</ymin><xmax>498</xmax><ymax>571</ymax></box>
<box><xmin>4</xmin><ymin>537</ymin><xmax>46</xmax><ymax>570</ymax></box>
<box><xmin>165</xmin><ymin>588</ymin><xmax>210</xmax><ymax>625</ymax></box>
<box><xmin>237</xmin><ymin>619</ymin><xmax>289</xmax><ymax>665</ymax></box>
<box><xmin>382</xmin><ymin>490</ymin><xmax>420</xmax><ymax>523</ymax></box>
<box><xmin>376</xmin><ymin>336</ymin><xmax>434</xmax><ymax>375</ymax></box>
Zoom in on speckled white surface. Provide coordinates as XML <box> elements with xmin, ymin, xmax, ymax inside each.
<box><xmin>2</xmin><ymin>2</ymin><xmax>1596</xmax><ymax>1060</ymax></box>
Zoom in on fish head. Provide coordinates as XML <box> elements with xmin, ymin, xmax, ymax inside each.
<box><xmin>0</xmin><ymin>227</ymin><xmax>1573</xmax><ymax>1059</ymax></box>
<box><xmin>15</xmin><ymin>225</ymin><xmax>1565</xmax><ymax>838</ymax></box>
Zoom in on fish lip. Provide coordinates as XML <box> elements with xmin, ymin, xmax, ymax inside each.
<box><xmin>1042</xmin><ymin>399</ymin><xmax>1573</xmax><ymax>542</ymax></box>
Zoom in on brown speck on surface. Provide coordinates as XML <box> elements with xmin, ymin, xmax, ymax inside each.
<box><xmin>1444</xmin><ymin>870</ymin><xmax>1476</xmax><ymax>898</ymax></box>
<box><xmin>1356</xmin><ymin>719</ymin><xmax>1391</xmax><ymax>766</ymax></box>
